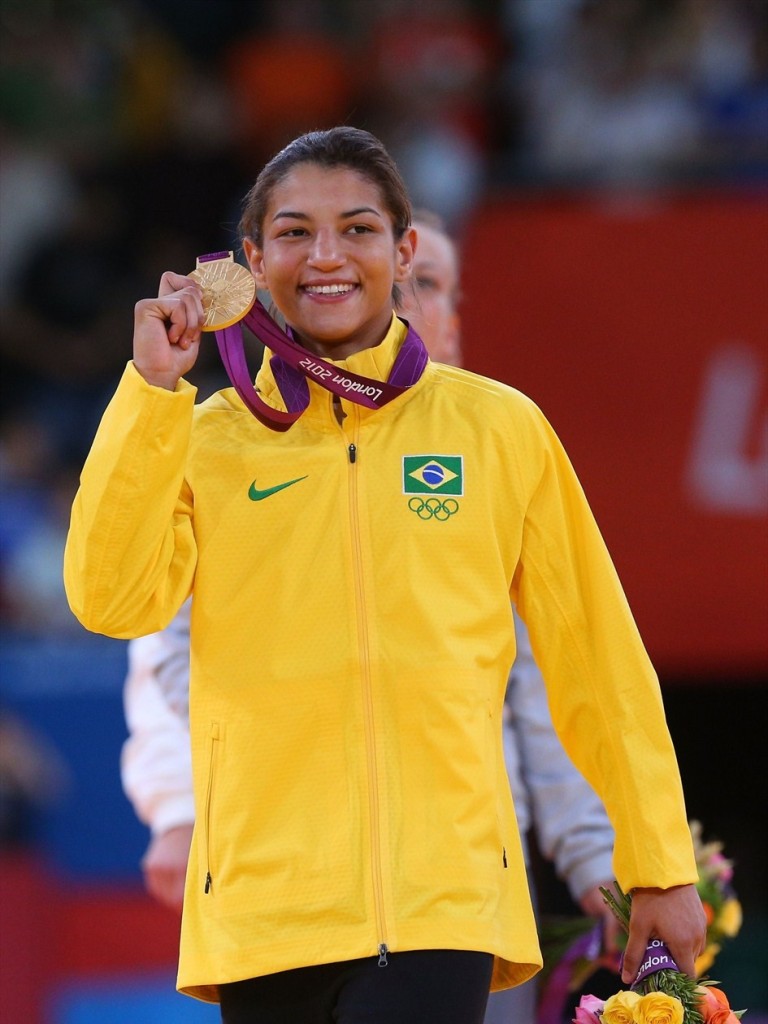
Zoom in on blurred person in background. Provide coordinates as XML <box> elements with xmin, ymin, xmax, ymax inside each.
<box><xmin>497</xmin><ymin>0</ymin><xmax>768</xmax><ymax>185</ymax></box>
<box><xmin>120</xmin><ymin>210</ymin><xmax>619</xmax><ymax>1024</ymax></box>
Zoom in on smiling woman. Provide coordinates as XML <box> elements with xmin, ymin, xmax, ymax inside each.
<box><xmin>63</xmin><ymin>127</ymin><xmax>706</xmax><ymax>1024</ymax></box>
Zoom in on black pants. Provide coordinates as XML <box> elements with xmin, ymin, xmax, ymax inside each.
<box><xmin>219</xmin><ymin>948</ymin><xmax>494</xmax><ymax>1024</ymax></box>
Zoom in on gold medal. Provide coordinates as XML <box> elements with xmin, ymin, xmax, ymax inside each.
<box><xmin>189</xmin><ymin>251</ymin><xmax>256</xmax><ymax>331</ymax></box>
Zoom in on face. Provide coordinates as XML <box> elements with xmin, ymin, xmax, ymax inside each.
<box><xmin>400</xmin><ymin>223</ymin><xmax>462</xmax><ymax>366</ymax></box>
<box><xmin>244</xmin><ymin>164</ymin><xmax>414</xmax><ymax>360</ymax></box>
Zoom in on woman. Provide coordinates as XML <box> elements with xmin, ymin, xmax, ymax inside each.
<box><xmin>65</xmin><ymin>127</ymin><xmax>705</xmax><ymax>1024</ymax></box>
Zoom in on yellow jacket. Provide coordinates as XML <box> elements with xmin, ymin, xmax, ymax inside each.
<box><xmin>64</xmin><ymin>315</ymin><xmax>697</xmax><ymax>1002</ymax></box>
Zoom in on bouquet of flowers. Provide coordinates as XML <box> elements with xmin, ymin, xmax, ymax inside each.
<box><xmin>538</xmin><ymin>822</ymin><xmax>743</xmax><ymax>1024</ymax></box>
<box><xmin>573</xmin><ymin>883</ymin><xmax>746</xmax><ymax>1024</ymax></box>
<box><xmin>574</xmin><ymin>980</ymin><xmax>744</xmax><ymax>1024</ymax></box>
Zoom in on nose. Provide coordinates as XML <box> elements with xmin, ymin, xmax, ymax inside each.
<box><xmin>307</xmin><ymin>228</ymin><xmax>345</xmax><ymax>270</ymax></box>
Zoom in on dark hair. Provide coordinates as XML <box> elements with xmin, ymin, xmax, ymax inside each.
<box><xmin>239</xmin><ymin>126</ymin><xmax>412</xmax><ymax>246</ymax></box>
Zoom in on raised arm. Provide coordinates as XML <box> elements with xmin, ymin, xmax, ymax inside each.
<box><xmin>63</xmin><ymin>275</ymin><xmax>205</xmax><ymax>638</ymax></box>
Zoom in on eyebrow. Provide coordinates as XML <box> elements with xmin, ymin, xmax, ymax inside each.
<box><xmin>271</xmin><ymin>206</ymin><xmax>383</xmax><ymax>222</ymax></box>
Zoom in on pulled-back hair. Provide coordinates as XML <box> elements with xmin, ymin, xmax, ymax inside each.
<box><xmin>239</xmin><ymin>127</ymin><xmax>412</xmax><ymax>245</ymax></box>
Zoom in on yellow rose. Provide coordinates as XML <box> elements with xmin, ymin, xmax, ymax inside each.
<box><xmin>634</xmin><ymin>992</ymin><xmax>685</xmax><ymax>1024</ymax></box>
<box><xmin>602</xmin><ymin>990</ymin><xmax>642</xmax><ymax>1024</ymax></box>
<box><xmin>719</xmin><ymin>899</ymin><xmax>742</xmax><ymax>938</ymax></box>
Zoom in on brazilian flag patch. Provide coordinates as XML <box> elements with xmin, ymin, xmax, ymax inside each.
<box><xmin>403</xmin><ymin>455</ymin><xmax>463</xmax><ymax>496</ymax></box>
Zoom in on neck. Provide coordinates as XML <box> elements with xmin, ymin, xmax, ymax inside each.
<box><xmin>295</xmin><ymin>338</ymin><xmax>376</xmax><ymax>361</ymax></box>
<box><xmin>289</xmin><ymin>309</ymin><xmax>397</xmax><ymax>362</ymax></box>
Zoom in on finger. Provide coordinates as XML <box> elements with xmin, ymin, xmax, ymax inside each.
<box><xmin>158</xmin><ymin>271</ymin><xmax>201</xmax><ymax>299</ymax></box>
<box><xmin>159</xmin><ymin>872</ymin><xmax>184</xmax><ymax>914</ymax></box>
<box><xmin>165</xmin><ymin>293</ymin><xmax>204</xmax><ymax>345</ymax></box>
<box><xmin>134</xmin><ymin>293</ymin><xmax>198</xmax><ymax>337</ymax></box>
<box><xmin>622</xmin><ymin>924</ymin><xmax>650</xmax><ymax>984</ymax></box>
<box><xmin>178</xmin><ymin>292</ymin><xmax>205</xmax><ymax>346</ymax></box>
<box><xmin>144</xmin><ymin>866</ymin><xmax>181</xmax><ymax>913</ymax></box>
<box><xmin>143</xmin><ymin>865</ymin><xmax>167</xmax><ymax>906</ymax></box>
<box><xmin>666</xmin><ymin>940</ymin><xmax>696</xmax><ymax>979</ymax></box>
<box><xmin>157</xmin><ymin>274</ymin><xmax>205</xmax><ymax>344</ymax></box>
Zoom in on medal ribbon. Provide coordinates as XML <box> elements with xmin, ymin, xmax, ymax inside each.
<box><xmin>199</xmin><ymin>252</ymin><xmax>428</xmax><ymax>431</ymax></box>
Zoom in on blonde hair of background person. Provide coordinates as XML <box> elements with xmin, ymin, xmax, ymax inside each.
<box><xmin>122</xmin><ymin>211</ymin><xmax>620</xmax><ymax>1024</ymax></box>
<box><xmin>66</xmin><ymin>127</ymin><xmax>705</xmax><ymax>1023</ymax></box>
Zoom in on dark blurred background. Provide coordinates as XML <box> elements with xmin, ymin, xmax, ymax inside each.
<box><xmin>0</xmin><ymin>1</ymin><xmax>766</xmax><ymax>1022</ymax></box>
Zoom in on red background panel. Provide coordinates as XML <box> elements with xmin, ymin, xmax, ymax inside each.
<box><xmin>460</xmin><ymin>192</ymin><xmax>768</xmax><ymax>674</ymax></box>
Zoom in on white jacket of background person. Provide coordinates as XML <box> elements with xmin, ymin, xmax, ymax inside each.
<box><xmin>121</xmin><ymin>600</ymin><xmax>195</xmax><ymax>838</ymax></box>
<box><xmin>121</xmin><ymin>600</ymin><xmax>614</xmax><ymax>902</ymax></box>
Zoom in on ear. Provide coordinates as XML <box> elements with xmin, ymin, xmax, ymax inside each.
<box><xmin>394</xmin><ymin>226</ymin><xmax>417</xmax><ymax>284</ymax></box>
<box><xmin>243</xmin><ymin>238</ymin><xmax>267</xmax><ymax>290</ymax></box>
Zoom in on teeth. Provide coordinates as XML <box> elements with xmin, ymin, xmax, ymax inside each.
<box><xmin>304</xmin><ymin>284</ymin><xmax>355</xmax><ymax>295</ymax></box>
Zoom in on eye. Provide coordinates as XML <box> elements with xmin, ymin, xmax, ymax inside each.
<box><xmin>346</xmin><ymin>223</ymin><xmax>374</xmax><ymax>235</ymax></box>
<box><xmin>416</xmin><ymin>275</ymin><xmax>439</xmax><ymax>292</ymax></box>
<box><xmin>278</xmin><ymin>226</ymin><xmax>309</xmax><ymax>238</ymax></box>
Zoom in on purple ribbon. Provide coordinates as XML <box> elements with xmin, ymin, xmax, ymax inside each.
<box><xmin>628</xmin><ymin>939</ymin><xmax>679</xmax><ymax>988</ymax></box>
<box><xmin>199</xmin><ymin>253</ymin><xmax>428</xmax><ymax>431</ymax></box>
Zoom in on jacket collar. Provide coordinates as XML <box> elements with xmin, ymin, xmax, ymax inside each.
<box><xmin>254</xmin><ymin>313</ymin><xmax>413</xmax><ymax>422</ymax></box>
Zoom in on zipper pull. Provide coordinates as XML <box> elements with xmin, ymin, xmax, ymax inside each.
<box><xmin>205</xmin><ymin>871</ymin><xmax>212</xmax><ymax>894</ymax></box>
<box><xmin>348</xmin><ymin>443</ymin><xmax>357</xmax><ymax>464</ymax></box>
<box><xmin>378</xmin><ymin>943</ymin><xmax>389</xmax><ymax>967</ymax></box>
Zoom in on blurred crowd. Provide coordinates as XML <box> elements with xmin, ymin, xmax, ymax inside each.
<box><xmin>1</xmin><ymin>0</ymin><xmax>766</xmax><ymax>637</ymax></box>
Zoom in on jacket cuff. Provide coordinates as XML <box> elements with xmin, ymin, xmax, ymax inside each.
<box><xmin>127</xmin><ymin>359</ymin><xmax>197</xmax><ymax>398</ymax></box>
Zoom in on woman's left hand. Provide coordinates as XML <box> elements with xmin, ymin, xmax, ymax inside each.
<box><xmin>622</xmin><ymin>883</ymin><xmax>707</xmax><ymax>983</ymax></box>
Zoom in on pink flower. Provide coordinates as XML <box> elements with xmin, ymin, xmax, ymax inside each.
<box><xmin>710</xmin><ymin>853</ymin><xmax>734</xmax><ymax>883</ymax></box>
<box><xmin>574</xmin><ymin>993</ymin><xmax>605</xmax><ymax>1024</ymax></box>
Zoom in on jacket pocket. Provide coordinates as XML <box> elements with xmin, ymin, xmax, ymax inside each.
<box><xmin>203</xmin><ymin>720</ymin><xmax>220</xmax><ymax>895</ymax></box>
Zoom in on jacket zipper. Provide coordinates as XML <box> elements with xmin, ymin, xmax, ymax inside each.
<box><xmin>204</xmin><ymin>721</ymin><xmax>220</xmax><ymax>894</ymax></box>
<box><xmin>345</xmin><ymin>415</ymin><xmax>389</xmax><ymax>966</ymax></box>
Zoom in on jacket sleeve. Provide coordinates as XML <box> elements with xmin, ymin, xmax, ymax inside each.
<box><xmin>506</xmin><ymin>614</ymin><xmax>614</xmax><ymax>902</ymax></box>
<box><xmin>64</xmin><ymin>362</ymin><xmax>198</xmax><ymax>639</ymax></box>
<box><xmin>121</xmin><ymin>618</ymin><xmax>194</xmax><ymax>836</ymax></box>
<box><xmin>510</xmin><ymin>400</ymin><xmax>697</xmax><ymax>893</ymax></box>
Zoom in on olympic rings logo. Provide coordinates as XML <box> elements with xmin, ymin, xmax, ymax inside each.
<box><xmin>407</xmin><ymin>497</ymin><xmax>460</xmax><ymax>520</ymax></box>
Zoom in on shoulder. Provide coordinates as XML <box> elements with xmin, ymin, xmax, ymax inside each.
<box><xmin>426</xmin><ymin>362</ymin><xmax>551</xmax><ymax>431</ymax></box>
<box><xmin>191</xmin><ymin>386</ymin><xmax>266</xmax><ymax>442</ymax></box>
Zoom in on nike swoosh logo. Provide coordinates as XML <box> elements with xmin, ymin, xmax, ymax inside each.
<box><xmin>248</xmin><ymin>475</ymin><xmax>308</xmax><ymax>501</ymax></box>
